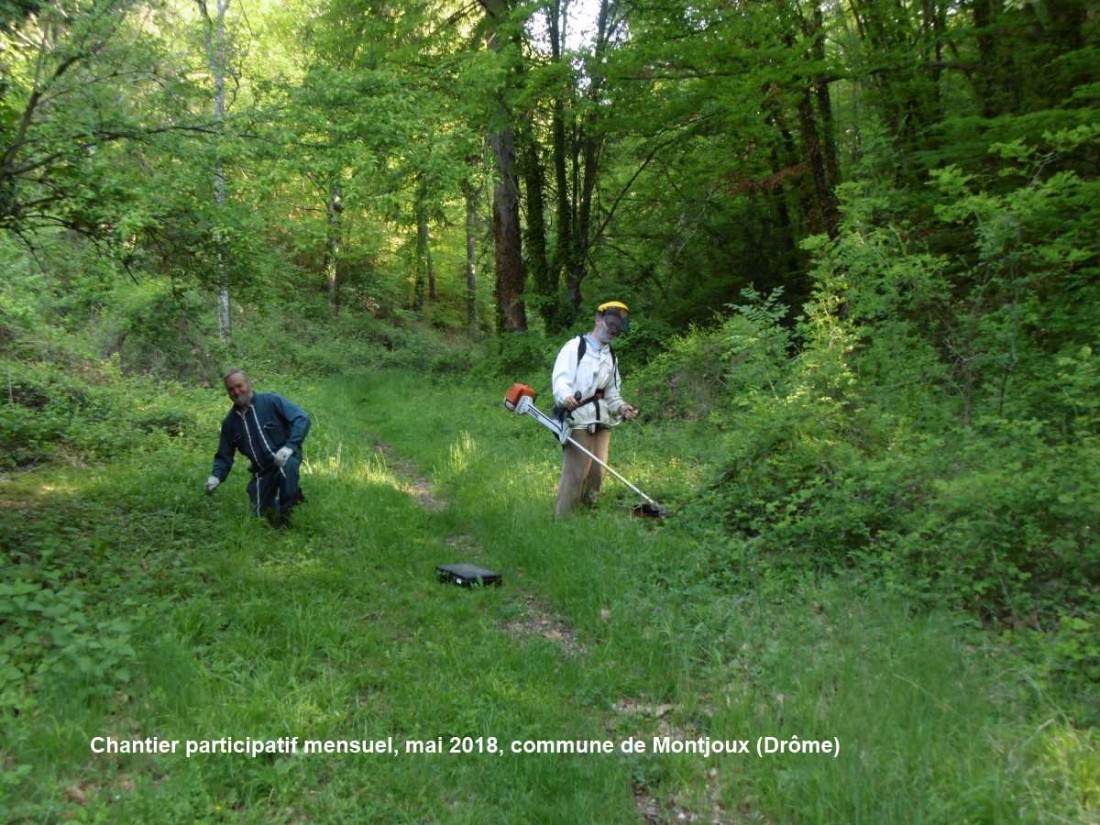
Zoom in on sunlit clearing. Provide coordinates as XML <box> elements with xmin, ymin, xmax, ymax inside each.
<box><xmin>308</xmin><ymin>445</ymin><xmax>395</xmax><ymax>485</ymax></box>
<box><xmin>35</xmin><ymin>481</ymin><xmax>80</xmax><ymax>496</ymax></box>
<box><xmin>448</xmin><ymin>431</ymin><xmax>479</xmax><ymax>473</ymax></box>
<box><xmin>254</xmin><ymin>552</ymin><xmax>326</xmax><ymax>582</ymax></box>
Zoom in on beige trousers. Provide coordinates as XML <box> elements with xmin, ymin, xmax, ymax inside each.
<box><xmin>555</xmin><ymin>427</ymin><xmax>611</xmax><ymax>517</ymax></box>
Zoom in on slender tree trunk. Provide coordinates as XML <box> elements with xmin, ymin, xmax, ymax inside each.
<box><xmin>774</xmin><ymin>0</ymin><xmax>840</xmax><ymax>238</ymax></box>
<box><xmin>971</xmin><ymin>0</ymin><xmax>1017</xmax><ymax>117</ymax></box>
<box><xmin>428</xmin><ymin>253</ymin><xmax>436</xmax><ymax>302</ymax></box>
<box><xmin>520</xmin><ymin>123</ymin><xmax>554</xmax><ymax>329</ymax></box>
<box><xmin>199</xmin><ymin>0</ymin><xmax>231</xmax><ymax>341</ymax></box>
<box><xmin>325</xmin><ymin>179</ymin><xmax>342</xmax><ymax>314</ymax></box>
<box><xmin>548</xmin><ymin>0</ymin><xmax>572</xmax><ymax>328</ymax></box>
<box><xmin>560</xmin><ymin>0</ymin><xmax>614</xmax><ymax>319</ymax></box>
<box><xmin>414</xmin><ymin>175</ymin><xmax>430</xmax><ymax>311</ymax></box>
<box><xmin>462</xmin><ymin>170</ymin><xmax>481</xmax><ymax>337</ymax></box>
<box><xmin>808</xmin><ymin>1</ymin><xmax>840</xmax><ymax>236</ymax></box>
<box><xmin>570</xmin><ymin>121</ymin><xmax>602</xmax><ymax>311</ymax></box>
<box><xmin>847</xmin><ymin>0</ymin><xmax>945</xmax><ymax>182</ymax></box>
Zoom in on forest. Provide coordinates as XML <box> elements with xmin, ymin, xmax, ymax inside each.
<box><xmin>1</xmin><ymin>0</ymin><xmax>1097</xmax><ymax>821</ymax></box>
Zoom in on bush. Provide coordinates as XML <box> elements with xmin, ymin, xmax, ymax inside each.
<box><xmin>892</xmin><ymin>420</ymin><xmax>1100</xmax><ymax>619</ymax></box>
<box><xmin>0</xmin><ymin>579</ymin><xmax>135</xmax><ymax>712</ymax></box>
<box><xmin>469</xmin><ymin>330</ymin><xmax>555</xmax><ymax>384</ymax></box>
<box><xmin>102</xmin><ymin>282</ymin><xmax>218</xmax><ymax>381</ymax></box>
<box><xmin>632</xmin><ymin>289</ymin><xmax>791</xmax><ymax>422</ymax></box>
<box><xmin>633</xmin><ymin>257</ymin><xmax>1099</xmax><ymax>633</ymax></box>
<box><xmin>0</xmin><ymin>357</ymin><xmax>203</xmax><ymax>470</ymax></box>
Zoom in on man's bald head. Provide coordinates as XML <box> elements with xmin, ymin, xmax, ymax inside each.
<box><xmin>223</xmin><ymin>370</ymin><xmax>254</xmax><ymax>409</ymax></box>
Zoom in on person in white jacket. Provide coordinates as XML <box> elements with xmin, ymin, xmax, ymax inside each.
<box><xmin>551</xmin><ymin>301</ymin><xmax>639</xmax><ymax>516</ymax></box>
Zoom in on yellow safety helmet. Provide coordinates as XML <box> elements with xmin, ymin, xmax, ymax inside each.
<box><xmin>597</xmin><ymin>300</ymin><xmax>630</xmax><ymax>333</ymax></box>
<box><xmin>597</xmin><ymin>300</ymin><xmax>630</xmax><ymax>314</ymax></box>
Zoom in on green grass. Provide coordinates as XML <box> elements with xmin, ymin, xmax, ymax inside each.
<box><xmin>0</xmin><ymin>371</ymin><xmax>1096</xmax><ymax>823</ymax></box>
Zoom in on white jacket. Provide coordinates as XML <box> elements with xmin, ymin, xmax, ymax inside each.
<box><xmin>552</xmin><ymin>335</ymin><xmax>626</xmax><ymax>430</ymax></box>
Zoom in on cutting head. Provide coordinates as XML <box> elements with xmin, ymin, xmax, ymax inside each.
<box><xmin>631</xmin><ymin>501</ymin><xmax>668</xmax><ymax>519</ymax></box>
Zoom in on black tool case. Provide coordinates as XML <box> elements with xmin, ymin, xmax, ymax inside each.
<box><xmin>435</xmin><ymin>563</ymin><xmax>502</xmax><ymax>587</ymax></box>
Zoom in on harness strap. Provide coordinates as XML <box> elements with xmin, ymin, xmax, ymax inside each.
<box><xmin>575</xmin><ymin>390</ymin><xmax>604</xmax><ymax>423</ymax></box>
<box><xmin>575</xmin><ymin>390</ymin><xmax>604</xmax><ymax>406</ymax></box>
<box><xmin>574</xmin><ymin>335</ymin><xmax>618</xmax><ymax>391</ymax></box>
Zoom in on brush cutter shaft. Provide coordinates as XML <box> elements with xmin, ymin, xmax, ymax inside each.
<box><xmin>562</xmin><ymin>432</ymin><xmax>657</xmax><ymax>505</ymax></box>
<box><xmin>515</xmin><ymin>395</ymin><xmax>569</xmax><ymax>444</ymax></box>
<box><xmin>514</xmin><ymin>396</ymin><xmax>657</xmax><ymax>505</ymax></box>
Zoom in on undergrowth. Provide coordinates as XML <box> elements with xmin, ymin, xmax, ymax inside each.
<box><xmin>0</xmin><ymin>229</ymin><xmax>1096</xmax><ymax>819</ymax></box>
<box><xmin>2</xmin><ymin>371</ymin><xmax>1095</xmax><ymax>823</ymax></box>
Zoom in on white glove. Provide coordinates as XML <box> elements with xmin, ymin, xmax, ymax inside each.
<box><xmin>205</xmin><ymin>475</ymin><xmax>220</xmax><ymax>494</ymax></box>
<box><xmin>274</xmin><ymin>446</ymin><xmax>293</xmax><ymax>468</ymax></box>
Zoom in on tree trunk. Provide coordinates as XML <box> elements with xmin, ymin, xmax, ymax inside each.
<box><xmin>559</xmin><ymin>0</ymin><xmax>614</xmax><ymax>319</ymax></box>
<box><xmin>462</xmin><ymin>170</ymin><xmax>481</xmax><ymax>337</ymax></box>
<box><xmin>414</xmin><ymin>175</ymin><xmax>431</xmax><ymax>311</ymax></box>
<box><xmin>487</xmin><ymin>129</ymin><xmax>526</xmax><ymax>332</ymax></box>
<box><xmin>520</xmin><ymin>122</ymin><xmax>554</xmax><ymax>329</ymax></box>
<box><xmin>571</xmin><ymin>121</ymin><xmax>602</xmax><ymax>311</ymax></box>
<box><xmin>548</xmin><ymin>0</ymin><xmax>573</xmax><ymax>328</ymax></box>
<box><xmin>846</xmin><ymin>0</ymin><xmax>944</xmax><ymax>183</ymax></box>
<box><xmin>199</xmin><ymin>0</ymin><xmax>232</xmax><ymax>341</ymax></box>
<box><xmin>480</xmin><ymin>0</ymin><xmax>527</xmax><ymax>332</ymax></box>
<box><xmin>808</xmin><ymin>1</ymin><xmax>840</xmax><ymax>236</ymax></box>
<box><xmin>325</xmin><ymin>179</ymin><xmax>342</xmax><ymax>314</ymax></box>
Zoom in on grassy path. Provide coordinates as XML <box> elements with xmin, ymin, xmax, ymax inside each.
<box><xmin>1</xmin><ymin>371</ymin><xmax>1094</xmax><ymax>823</ymax></box>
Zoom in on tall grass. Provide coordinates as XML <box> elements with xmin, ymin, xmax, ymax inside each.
<box><xmin>0</xmin><ymin>370</ymin><xmax>1095</xmax><ymax>823</ymax></box>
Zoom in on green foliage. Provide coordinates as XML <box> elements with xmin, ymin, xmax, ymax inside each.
<box><xmin>101</xmin><ymin>282</ymin><xmax>219</xmax><ymax>380</ymax></box>
<box><xmin>0</xmin><ymin>0</ymin><xmax>210</xmax><ymax>240</ymax></box>
<box><xmin>632</xmin><ymin>289</ymin><xmax>791</xmax><ymax>422</ymax></box>
<box><xmin>0</xmin><ymin>360</ymin><xmax>132</xmax><ymax>467</ymax></box>
<box><xmin>0</xmin><ymin>0</ymin><xmax>1096</xmax><ymax>817</ymax></box>
<box><xmin>635</xmin><ymin>216</ymin><xmax>1098</xmax><ymax>632</ymax></box>
<box><xmin>469</xmin><ymin>330</ymin><xmax>555</xmax><ymax>384</ymax></box>
<box><xmin>269</xmin><ymin>301</ymin><xmax>481</xmax><ymax>376</ymax></box>
<box><xmin>671</xmin><ymin>127</ymin><xmax>1094</xmax><ymax>629</ymax></box>
<box><xmin>0</xmin><ymin>580</ymin><xmax>135</xmax><ymax>710</ymax></box>
<box><xmin>4</xmin><ymin>371</ymin><xmax>1095</xmax><ymax>823</ymax></box>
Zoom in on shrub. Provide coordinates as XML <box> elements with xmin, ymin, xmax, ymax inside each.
<box><xmin>0</xmin><ymin>579</ymin><xmax>135</xmax><ymax>712</ymax></box>
<box><xmin>102</xmin><ymin>282</ymin><xmax>218</xmax><ymax>381</ymax></box>
<box><xmin>632</xmin><ymin>288</ymin><xmax>791</xmax><ymax>422</ymax></box>
<box><xmin>469</xmin><ymin>330</ymin><xmax>555</xmax><ymax>384</ymax></box>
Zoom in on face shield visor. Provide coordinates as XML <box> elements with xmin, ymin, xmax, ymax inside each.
<box><xmin>599</xmin><ymin>307</ymin><xmax>630</xmax><ymax>336</ymax></box>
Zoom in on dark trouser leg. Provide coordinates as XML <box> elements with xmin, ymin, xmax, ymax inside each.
<box><xmin>247</xmin><ymin>469</ymin><xmax>280</xmax><ymax>520</ymax></box>
<box><xmin>276</xmin><ymin>456</ymin><xmax>302</xmax><ymax>516</ymax></box>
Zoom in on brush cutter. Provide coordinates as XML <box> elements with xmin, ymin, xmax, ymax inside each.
<box><xmin>503</xmin><ymin>383</ymin><xmax>667</xmax><ymax>518</ymax></box>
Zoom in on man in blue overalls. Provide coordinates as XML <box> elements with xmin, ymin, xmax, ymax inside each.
<box><xmin>204</xmin><ymin>370</ymin><xmax>311</xmax><ymax>528</ymax></box>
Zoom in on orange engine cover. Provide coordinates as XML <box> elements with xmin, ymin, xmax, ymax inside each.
<box><xmin>504</xmin><ymin>383</ymin><xmax>538</xmax><ymax>407</ymax></box>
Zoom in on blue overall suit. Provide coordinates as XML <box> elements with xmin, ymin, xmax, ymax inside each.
<box><xmin>211</xmin><ymin>392</ymin><xmax>311</xmax><ymax>521</ymax></box>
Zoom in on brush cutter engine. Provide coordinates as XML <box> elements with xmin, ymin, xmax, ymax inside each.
<box><xmin>503</xmin><ymin>383</ymin><xmax>569</xmax><ymax>444</ymax></box>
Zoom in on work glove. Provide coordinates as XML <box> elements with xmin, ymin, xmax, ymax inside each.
<box><xmin>205</xmin><ymin>475</ymin><xmax>220</xmax><ymax>494</ymax></box>
<box><xmin>274</xmin><ymin>446</ymin><xmax>293</xmax><ymax>468</ymax></box>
